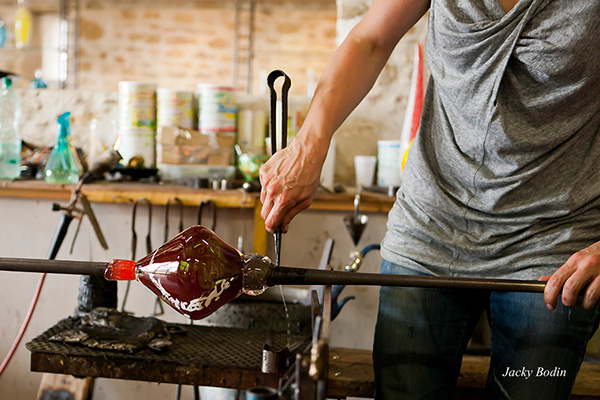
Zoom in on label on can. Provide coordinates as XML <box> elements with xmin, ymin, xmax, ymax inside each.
<box><xmin>197</xmin><ymin>84</ymin><xmax>237</xmax><ymax>132</ymax></box>
<box><xmin>118</xmin><ymin>82</ymin><xmax>157</xmax><ymax>166</ymax></box>
<box><xmin>157</xmin><ymin>89</ymin><xmax>195</xmax><ymax>130</ymax></box>
<box><xmin>118</xmin><ymin>81</ymin><xmax>157</xmax><ymax>131</ymax></box>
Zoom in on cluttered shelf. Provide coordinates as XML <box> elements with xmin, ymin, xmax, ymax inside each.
<box><xmin>0</xmin><ymin>180</ymin><xmax>396</xmax><ymax>254</ymax></box>
<box><xmin>0</xmin><ymin>179</ymin><xmax>395</xmax><ymax>211</ymax></box>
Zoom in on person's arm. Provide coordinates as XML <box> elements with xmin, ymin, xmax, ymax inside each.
<box><xmin>542</xmin><ymin>241</ymin><xmax>600</xmax><ymax>310</ymax></box>
<box><xmin>260</xmin><ymin>0</ymin><xmax>430</xmax><ymax>233</ymax></box>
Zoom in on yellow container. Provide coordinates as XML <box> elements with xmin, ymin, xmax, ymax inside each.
<box><xmin>14</xmin><ymin>2</ymin><xmax>32</xmax><ymax>49</ymax></box>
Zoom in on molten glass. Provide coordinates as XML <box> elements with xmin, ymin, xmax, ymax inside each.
<box><xmin>105</xmin><ymin>225</ymin><xmax>273</xmax><ymax>320</ymax></box>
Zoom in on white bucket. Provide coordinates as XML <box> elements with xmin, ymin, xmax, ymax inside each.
<box><xmin>118</xmin><ymin>129</ymin><xmax>156</xmax><ymax>168</ymax></box>
<box><xmin>157</xmin><ymin>89</ymin><xmax>195</xmax><ymax>130</ymax></box>
<box><xmin>118</xmin><ymin>81</ymin><xmax>157</xmax><ymax>167</ymax></box>
<box><xmin>377</xmin><ymin>140</ymin><xmax>402</xmax><ymax>187</ymax></box>
<box><xmin>197</xmin><ymin>84</ymin><xmax>237</xmax><ymax>132</ymax></box>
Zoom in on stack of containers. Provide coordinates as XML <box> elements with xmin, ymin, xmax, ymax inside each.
<box><xmin>117</xmin><ymin>81</ymin><xmax>157</xmax><ymax>167</ymax></box>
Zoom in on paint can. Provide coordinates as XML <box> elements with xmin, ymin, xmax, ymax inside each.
<box><xmin>118</xmin><ymin>81</ymin><xmax>157</xmax><ymax>167</ymax></box>
<box><xmin>157</xmin><ymin>89</ymin><xmax>195</xmax><ymax>130</ymax></box>
<box><xmin>197</xmin><ymin>84</ymin><xmax>237</xmax><ymax>132</ymax></box>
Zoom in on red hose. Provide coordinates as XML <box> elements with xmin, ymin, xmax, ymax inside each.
<box><xmin>0</xmin><ymin>273</ymin><xmax>46</xmax><ymax>377</ymax></box>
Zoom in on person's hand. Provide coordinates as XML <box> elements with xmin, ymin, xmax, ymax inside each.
<box><xmin>540</xmin><ymin>241</ymin><xmax>600</xmax><ymax>310</ymax></box>
<box><xmin>259</xmin><ymin>138</ymin><xmax>327</xmax><ymax>233</ymax></box>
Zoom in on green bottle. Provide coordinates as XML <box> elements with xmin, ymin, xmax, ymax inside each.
<box><xmin>44</xmin><ymin>112</ymin><xmax>80</xmax><ymax>184</ymax></box>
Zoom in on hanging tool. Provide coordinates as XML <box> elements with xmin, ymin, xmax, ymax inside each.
<box><xmin>121</xmin><ymin>197</ymin><xmax>152</xmax><ymax>313</ymax></box>
<box><xmin>197</xmin><ymin>199</ymin><xmax>217</xmax><ymax>231</ymax></box>
<box><xmin>267</xmin><ymin>69</ymin><xmax>291</xmax><ymax>268</ymax></box>
<box><xmin>157</xmin><ymin>197</ymin><xmax>184</xmax><ymax>317</ymax></box>
<box><xmin>342</xmin><ymin>192</ymin><xmax>369</xmax><ymax>247</ymax></box>
<box><xmin>330</xmin><ymin>243</ymin><xmax>382</xmax><ymax>320</ymax></box>
<box><xmin>164</xmin><ymin>197</ymin><xmax>184</xmax><ymax>243</ymax></box>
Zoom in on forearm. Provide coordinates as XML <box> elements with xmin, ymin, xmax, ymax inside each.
<box><xmin>295</xmin><ymin>0</ymin><xmax>430</xmax><ymax>153</ymax></box>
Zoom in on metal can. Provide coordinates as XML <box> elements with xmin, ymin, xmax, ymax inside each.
<box><xmin>118</xmin><ymin>81</ymin><xmax>157</xmax><ymax>167</ymax></box>
<box><xmin>197</xmin><ymin>84</ymin><xmax>237</xmax><ymax>132</ymax></box>
<box><xmin>157</xmin><ymin>89</ymin><xmax>195</xmax><ymax>130</ymax></box>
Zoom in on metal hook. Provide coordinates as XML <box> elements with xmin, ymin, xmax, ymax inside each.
<box><xmin>353</xmin><ymin>193</ymin><xmax>361</xmax><ymax>223</ymax></box>
<box><xmin>131</xmin><ymin>197</ymin><xmax>152</xmax><ymax>258</ymax></box>
<box><xmin>164</xmin><ymin>197</ymin><xmax>184</xmax><ymax>243</ymax></box>
<box><xmin>197</xmin><ymin>199</ymin><xmax>217</xmax><ymax>231</ymax></box>
<box><xmin>122</xmin><ymin>197</ymin><xmax>152</xmax><ymax>313</ymax></box>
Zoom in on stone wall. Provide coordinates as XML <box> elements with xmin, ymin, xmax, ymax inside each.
<box><xmin>2</xmin><ymin>0</ymin><xmax>338</xmax><ymax>96</ymax></box>
<box><xmin>332</xmin><ymin>0</ymin><xmax>429</xmax><ymax>185</ymax></box>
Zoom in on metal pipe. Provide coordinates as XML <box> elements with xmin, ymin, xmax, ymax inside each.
<box><xmin>0</xmin><ymin>258</ymin><xmax>106</xmax><ymax>277</ymax></box>
<box><xmin>268</xmin><ymin>266</ymin><xmax>546</xmax><ymax>293</ymax></box>
<box><xmin>0</xmin><ymin>258</ymin><xmax>547</xmax><ymax>293</ymax></box>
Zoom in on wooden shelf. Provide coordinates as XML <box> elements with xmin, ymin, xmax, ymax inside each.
<box><xmin>0</xmin><ymin>179</ymin><xmax>395</xmax><ymax>211</ymax></box>
<box><xmin>0</xmin><ymin>179</ymin><xmax>396</xmax><ymax>254</ymax></box>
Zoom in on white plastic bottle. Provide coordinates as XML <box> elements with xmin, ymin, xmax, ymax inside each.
<box><xmin>0</xmin><ymin>77</ymin><xmax>22</xmax><ymax>179</ymax></box>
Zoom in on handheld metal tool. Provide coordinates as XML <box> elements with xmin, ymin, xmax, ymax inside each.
<box><xmin>121</xmin><ymin>197</ymin><xmax>152</xmax><ymax>312</ymax></box>
<box><xmin>267</xmin><ymin>69</ymin><xmax>291</xmax><ymax>268</ymax></box>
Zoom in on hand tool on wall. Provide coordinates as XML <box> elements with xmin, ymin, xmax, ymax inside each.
<box><xmin>197</xmin><ymin>199</ymin><xmax>217</xmax><ymax>231</ymax></box>
<box><xmin>160</xmin><ymin>198</ymin><xmax>184</xmax><ymax>317</ymax></box>
<box><xmin>342</xmin><ymin>192</ymin><xmax>369</xmax><ymax>247</ymax></box>
<box><xmin>330</xmin><ymin>243</ymin><xmax>382</xmax><ymax>320</ymax></box>
<box><xmin>164</xmin><ymin>197</ymin><xmax>184</xmax><ymax>242</ymax></box>
<box><xmin>267</xmin><ymin>70</ymin><xmax>291</xmax><ymax>268</ymax></box>
<box><xmin>0</xmin><ymin>148</ymin><xmax>121</xmax><ymax>378</ymax></box>
<box><xmin>121</xmin><ymin>197</ymin><xmax>152</xmax><ymax>313</ymax></box>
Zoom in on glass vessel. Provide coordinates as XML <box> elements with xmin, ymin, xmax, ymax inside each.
<box><xmin>105</xmin><ymin>225</ymin><xmax>273</xmax><ymax>320</ymax></box>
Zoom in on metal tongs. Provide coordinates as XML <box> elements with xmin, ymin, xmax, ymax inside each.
<box><xmin>50</xmin><ymin>179</ymin><xmax>108</xmax><ymax>260</ymax></box>
<box><xmin>267</xmin><ymin>70</ymin><xmax>291</xmax><ymax>268</ymax></box>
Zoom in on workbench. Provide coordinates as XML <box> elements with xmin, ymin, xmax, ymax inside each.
<box><xmin>26</xmin><ymin>319</ymin><xmax>600</xmax><ymax>399</ymax></box>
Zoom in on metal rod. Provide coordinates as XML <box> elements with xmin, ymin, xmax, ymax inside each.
<box><xmin>0</xmin><ymin>258</ymin><xmax>107</xmax><ymax>277</ymax></box>
<box><xmin>0</xmin><ymin>258</ymin><xmax>547</xmax><ymax>293</ymax></box>
<box><xmin>268</xmin><ymin>266</ymin><xmax>546</xmax><ymax>293</ymax></box>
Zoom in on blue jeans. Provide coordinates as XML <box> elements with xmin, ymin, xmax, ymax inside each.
<box><xmin>373</xmin><ymin>260</ymin><xmax>600</xmax><ymax>400</ymax></box>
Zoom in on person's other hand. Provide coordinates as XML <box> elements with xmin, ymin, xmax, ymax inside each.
<box><xmin>540</xmin><ymin>241</ymin><xmax>600</xmax><ymax>310</ymax></box>
<box><xmin>259</xmin><ymin>139</ymin><xmax>325</xmax><ymax>233</ymax></box>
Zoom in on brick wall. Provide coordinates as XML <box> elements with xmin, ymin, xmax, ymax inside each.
<box><xmin>78</xmin><ymin>0</ymin><xmax>337</xmax><ymax>96</ymax></box>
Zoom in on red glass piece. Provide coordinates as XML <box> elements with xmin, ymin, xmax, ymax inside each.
<box><xmin>104</xmin><ymin>225</ymin><xmax>272</xmax><ymax>320</ymax></box>
<box><xmin>104</xmin><ymin>259</ymin><xmax>136</xmax><ymax>281</ymax></box>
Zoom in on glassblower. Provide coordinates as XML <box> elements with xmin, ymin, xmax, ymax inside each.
<box><xmin>0</xmin><ymin>226</ymin><xmax>547</xmax><ymax>321</ymax></box>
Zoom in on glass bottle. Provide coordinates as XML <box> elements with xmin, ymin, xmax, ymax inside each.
<box><xmin>44</xmin><ymin>112</ymin><xmax>80</xmax><ymax>184</ymax></box>
<box><xmin>14</xmin><ymin>0</ymin><xmax>32</xmax><ymax>49</ymax></box>
<box><xmin>0</xmin><ymin>77</ymin><xmax>21</xmax><ymax>180</ymax></box>
<box><xmin>105</xmin><ymin>225</ymin><xmax>273</xmax><ymax>320</ymax></box>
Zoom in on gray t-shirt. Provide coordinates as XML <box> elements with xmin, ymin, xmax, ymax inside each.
<box><xmin>381</xmin><ymin>0</ymin><xmax>600</xmax><ymax>279</ymax></box>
